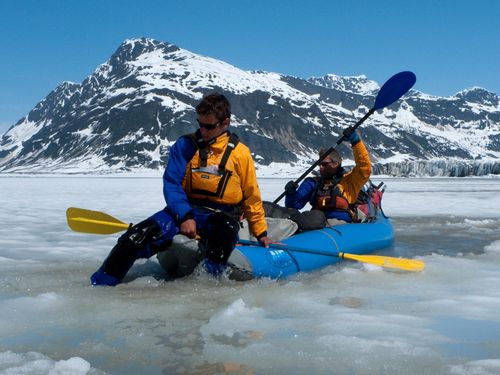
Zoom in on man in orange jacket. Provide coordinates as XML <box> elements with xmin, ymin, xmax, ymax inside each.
<box><xmin>91</xmin><ymin>93</ymin><xmax>271</xmax><ymax>285</ymax></box>
<box><xmin>284</xmin><ymin>128</ymin><xmax>371</xmax><ymax>225</ymax></box>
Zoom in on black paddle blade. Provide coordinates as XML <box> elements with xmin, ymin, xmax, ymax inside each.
<box><xmin>373</xmin><ymin>71</ymin><xmax>416</xmax><ymax>110</ymax></box>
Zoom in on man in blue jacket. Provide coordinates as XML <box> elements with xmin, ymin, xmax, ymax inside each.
<box><xmin>284</xmin><ymin>128</ymin><xmax>371</xmax><ymax>225</ymax></box>
<box><xmin>91</xmin><ymin>93</ymin><xmax>271</xmax><ymax>286</ymax></box>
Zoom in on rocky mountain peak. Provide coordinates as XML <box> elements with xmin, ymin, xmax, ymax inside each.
<box><xmin>456</xmin><ymin>87</ymin><xmax>499</xmax><ymax>107</ymax></box>
<box><xmin>110</xmin><ymin>38</ymin><xmax>180</xmax><ymax>65</ymax></box>
<box><xmin>307</xmin><ymin>74</ymin><xmax>379</xmax><ymax>95</ymax></box>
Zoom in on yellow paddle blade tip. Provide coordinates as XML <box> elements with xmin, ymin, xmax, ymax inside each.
<box><xmin>66</xmin><ymin>207</ymin><xmax>129</xmax><ymax>234</ymax></box>
<box><xmin>341</xmin><ymin>253</ymin><xmax>425</xmax><ymax>272</ymax></box>
<box><xmin>382</xmin><ymin>258</ymin><xmax>425</xmax><ymax>272</ymax></box>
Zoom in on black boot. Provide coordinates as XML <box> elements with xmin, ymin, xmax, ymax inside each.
<box><xmin>202</xmin><ymin>212</ymin><xmax>240</xmax><ymax>276</ymax></box>
<box><xmin>91</xmin><ymin>219</ymin><xmax>161</xmax><ymax>286</ymax></box>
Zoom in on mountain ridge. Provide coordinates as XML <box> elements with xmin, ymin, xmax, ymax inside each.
<box><xmin>1</xmin><ymin>37</ymin><xmax>499</xmax><ymax>176</ymax></box>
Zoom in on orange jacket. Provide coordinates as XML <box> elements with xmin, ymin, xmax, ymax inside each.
<box><xmin>182</xmin><ymin>132</ymin><xmax>267</xmax><ymax>237</ymax></box>
<box><xmin>336</xmin><ymin>140</ymin><xmax>372</xmax><ymax>203</ymax></box>
<box><xmin>285</xmin><ymin>140</ymin><xmax>371</xmax><ymax>219</ymax></box>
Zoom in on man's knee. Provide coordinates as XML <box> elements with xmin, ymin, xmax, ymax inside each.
<box><xmin>157</xmin><ymin>235</ymin><xmax>204</xmax><ymax>279</ymax></box>
<box><xmin>203</xmin><ymin>212</ymin><xmax>240</xmax><ymax>266</ymax></box>
<box><xmin>293</xmin><ymin>210</ymin><xmax>326</xmax><ymax>231</ymax></box>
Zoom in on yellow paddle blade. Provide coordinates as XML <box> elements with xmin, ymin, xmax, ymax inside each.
<box><xmin>340</xmin><ymin>252</ymin><xmax>425</xmax><ymax>272</ymax></box>
<box><xmin>66</xmin><ymin>207</ymin><xmax>129</xmax><ymax>235</ymax></box>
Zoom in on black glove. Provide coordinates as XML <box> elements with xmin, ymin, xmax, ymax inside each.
<box><xmin>342</xmin><ymin>126</ymin><xmax>360</xmax><ymax>145</ymax></box>
<box><xmin>285</xmin><ymin>180</ymin><xmax>298</xmax><ymax>194</ymax></box>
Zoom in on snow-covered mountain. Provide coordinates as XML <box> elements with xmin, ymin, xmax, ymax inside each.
<box><xmin>307</xmin><ymin>74</ymin><xmax>379</xmax><ymax>96</ymax></box>
<box><xmin>1</xmin><ymin>37</ymin><xmax>499</xmax><ymax>176</ymax></box>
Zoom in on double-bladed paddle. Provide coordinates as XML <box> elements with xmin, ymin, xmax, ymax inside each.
<box><xmin>66</xmin><ymin>207</ymin><xmax>425</xmax><ymax>272</ymax></box>
<box><xmin>273</xmin><ymin>71</ymin><xmax>416</xmax><ymax>204</ymax></box>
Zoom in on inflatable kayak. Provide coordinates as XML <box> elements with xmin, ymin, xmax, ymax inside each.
<box><xmin>155</xmin><ymin>181</ymin><xmax>398</xmax><ymax>280</ymax></box>
<box><xmin>229</xmin><ymin>207</ymin><xmax>394</xmax><ymax>279</ymax></box>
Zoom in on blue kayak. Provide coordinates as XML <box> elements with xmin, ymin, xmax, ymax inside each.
<box><xmin>157</xmin><ymin>181</ymin><xmax>396</xmax><ymax>279</ymax></box>
<box><xmin>229</xmin><ymin>208</ymin><xmax>394</xmax><ymax>279</ymax></box>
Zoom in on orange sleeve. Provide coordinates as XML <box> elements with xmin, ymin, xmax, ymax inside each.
<box><xmin>234</xmin><ymin>144</ymin><xmax>268</xmax><ymax>237</ymax></box>
<box><xmin>340</xmin><ymin>140</ymin><xmax>372</xmax><ymax>203</ymax></box>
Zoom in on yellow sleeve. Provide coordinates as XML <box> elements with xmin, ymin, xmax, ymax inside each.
<box><xmin>233</xmin><ymin>144</ymin><xmax>268</xmax><ymax>237</ymax></box>
<box><xmin>340</xmin><ymin>140</ymin><xmax>372</xmax><ymax>203</ymax></box>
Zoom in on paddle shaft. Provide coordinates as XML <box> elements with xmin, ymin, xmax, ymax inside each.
<box><xmin>273</xmin><ymin>108</ymin><xmax>375</xmax><ymax>204</ymax></box>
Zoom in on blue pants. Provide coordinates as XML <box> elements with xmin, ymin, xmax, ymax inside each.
<box><xmin>90</xmin><ymin>208</ymin><xmax>239</xmax><ymax>286</ymax></box>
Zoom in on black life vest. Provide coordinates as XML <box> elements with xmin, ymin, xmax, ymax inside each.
<box><xmin>312</xmin><ymin>177</ymin><xmax>350</xmax><ymax>212</ymax></box>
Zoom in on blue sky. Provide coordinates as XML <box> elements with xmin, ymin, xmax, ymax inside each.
<box><xmin>1</xmin><ymin>0</ymin><xmax>499</xmax><ymax>134</ymax></box>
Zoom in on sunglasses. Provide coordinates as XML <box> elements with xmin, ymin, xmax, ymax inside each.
<box><xmin>197</xmin><ymin>119</ymin><xmax>220</xmax><ymax>130</ymax></box>
<box><xmin>320</xmin><ymin>160</ymin><xmax>338</xmax><ymax>167</ymax></box>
